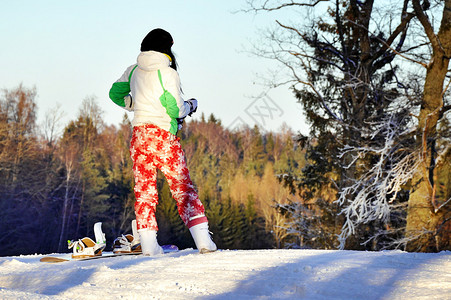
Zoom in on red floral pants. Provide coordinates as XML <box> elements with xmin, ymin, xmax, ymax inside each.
<box><xmin>130</xmin><ymin>124</ymin><xmax>207</xmax><ymax>231</ymax></box>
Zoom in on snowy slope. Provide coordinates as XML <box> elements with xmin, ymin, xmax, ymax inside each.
<box><xmin>0</xmin><ymin>249</ymin><xmax>449</xmax><ymax>300</ymax></box>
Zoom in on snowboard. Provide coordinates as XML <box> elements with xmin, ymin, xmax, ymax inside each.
<box><xmin>40</xmin><ymin>244</ymin><xmax>179</xmax><ymax>263</ymax></box>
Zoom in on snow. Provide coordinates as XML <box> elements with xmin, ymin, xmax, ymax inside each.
<box><xmin>0</xmin><ymin>249</ymin><xmax>449</xmax><ymax>300</ymax></box>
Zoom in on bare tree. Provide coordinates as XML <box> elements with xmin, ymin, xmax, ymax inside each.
<box><xmin>42</xmin><ymin>104</ymin><xmax>64</xmax><ymax>147</ymax></box>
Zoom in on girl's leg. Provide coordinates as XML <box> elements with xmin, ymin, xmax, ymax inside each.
<box><xmin>155</xmin><ymin>135</ymin><xmax>216</xmax><ymax>252</ymax></box>
<box><xmin>130</xmin><ymin>125</ymin><xmax>159</xmax><ymax>231</ymax></box>
<box><xmin>155</xmin><ymin>138</ymin><xmax>207</xmax><ymax>227</ymax></box>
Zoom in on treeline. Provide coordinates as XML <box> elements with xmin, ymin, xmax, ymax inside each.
<box><xmin>0</xmin><ymin>85</ymin><xmax>306</xmax><ymax>256</ymax></box>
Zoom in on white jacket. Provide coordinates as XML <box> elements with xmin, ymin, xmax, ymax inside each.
<box><xmin>109</xmin><ymin>51</ymin><xmax>191</xmax><ymax>134</ymax></box>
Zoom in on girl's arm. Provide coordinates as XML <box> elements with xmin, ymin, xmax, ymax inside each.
<box><xmin>109</xmin><ymin>64</ymin><xmax>137</xmax><ymax>109</ymax></box>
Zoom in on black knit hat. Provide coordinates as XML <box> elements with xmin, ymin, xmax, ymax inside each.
<box><xmin>140</xmin><ymin>28</ymin><xmax>174</xmax><ymax>53</ymax></box>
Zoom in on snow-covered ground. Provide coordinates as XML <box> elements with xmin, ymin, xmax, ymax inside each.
<box><xmin>0</xmin><ymin>249</ymin><xmax>449</xmax><ymax>300</ymax></box>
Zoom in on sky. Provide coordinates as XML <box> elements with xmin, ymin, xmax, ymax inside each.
<box><xmin>0</xmin><ymin>0</ymin><xmax>309</xmax><ymax>134</ymax></box>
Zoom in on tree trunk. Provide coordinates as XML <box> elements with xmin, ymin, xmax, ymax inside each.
<box><xmin>58</xmin><ymin>162</ymin><xmax>72</xmax><ymax>252</ymax></box>
<box><xmin>405</xmin><ymin>0</ymin><xmax>451</xmax><ymax>252</ymax></box>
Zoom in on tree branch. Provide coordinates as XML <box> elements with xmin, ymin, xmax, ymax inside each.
<box><xmin>373</xmin><ymin>6</ymin><xmax>415</xmax><ymax>69</ymax></box>
<box><xmin>242</xmin><ymin>0</ymin><xmax>329</xmax><ymax>13</ymax></box>
<box><xmin>346</xmin><ymin>18</ymin><xmax>427</xmax><ymax>67</ymax></box>
<box><xmin>412</xmin><ymin>0</ymin><xmax>442</xmax><ymax>53</ymax></box>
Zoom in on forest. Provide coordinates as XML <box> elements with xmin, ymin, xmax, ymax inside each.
<box><xmin>0</xmin><ymin>87</ymin><xmax>308</xmax><ymax>256</ymax></box>
<box><xmin>1</xmin><ymin>0</ymin><xmax>450</xmax><ymax>256</ymax></box>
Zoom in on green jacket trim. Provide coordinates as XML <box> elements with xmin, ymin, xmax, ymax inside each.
<box><xmin>158</xmin><ymin>70</ymin><xmax>179</xmax><ymax>135</ymax></box>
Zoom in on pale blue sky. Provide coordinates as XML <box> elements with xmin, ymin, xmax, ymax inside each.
<box><xmin>1</xmin><ymin>0</ymin><xmax>308</xmax><ymax>133</ymax></box>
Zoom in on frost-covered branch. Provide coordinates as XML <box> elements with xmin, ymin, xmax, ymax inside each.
<box><xmin>335</xmin><ymin>113</ymin><xmax>419</xmax><ymax>250</ymax></box>
<box><xmin>434</xmin><ymin>197</ymin><xmax>451</xmax><ymax>214</ymax></box>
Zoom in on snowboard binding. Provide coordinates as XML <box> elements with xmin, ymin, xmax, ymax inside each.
<box><xmin>113</xmin><ymin>220</ymin><xmax>142</xmax><ymax>254</ymax></box>
<box><xmin>68</xmin><ymin>222</ymin><xmax>106</xmax><ymax>259</ymax></box>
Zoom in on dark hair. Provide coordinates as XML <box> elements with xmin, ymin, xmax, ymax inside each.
<box><xmin>141</xmin><ymin>28</ymin><xmax>177</xmax><ymax>70</ymax></box>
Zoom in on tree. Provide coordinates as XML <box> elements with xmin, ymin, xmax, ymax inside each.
<box><xmin>102</xmin><ymin>115</ymin><xmax>136</xmax><ymax>239</ymax></box>
<box><xmin>0</xmin><ymin>85</ymin><xmax>53</xmax><ymax>255</ymax></box>
<box><xmin>56</xmin><ymin>97</ymin><xmax>110</xmax><ymax>244</ymax></box>
<box><xmin>0</xmin><ymin>84</ymin><xmax>38</xmax><ymax>190</ymax></box>
<box><xmin>335</xmin><ymin>0</ymin><xmax>451</xmax><ymax>251</ymax></box>
<box><xmin>404</xmin><ymin>0</ymin><xmax>451</xmax><ymax>252</ymax></box>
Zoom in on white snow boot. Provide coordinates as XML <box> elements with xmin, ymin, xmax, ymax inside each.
<box><xmin>113</xmin><ymin>220</ymin><xmax>142</xmax><ymax>254</ymax></box>
<box><xmin>138</xmin><ymin>229</ymin><xmax>163</xmax><ymax>256</ymax></box>
<box><xmin>189</xmin><ymin>222</ymin><xmax>217</xmax><ymax>254</ymax></box>
<box><xmin>68</xmin><ymin>222</ymin><xmax>106</xmax><ymax>259</ymax></box>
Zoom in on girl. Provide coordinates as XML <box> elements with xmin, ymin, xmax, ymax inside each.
<box><xmin>109</xmin><ymin>28</ymin><xmax>216</xmax><ymax>255</ymax></box>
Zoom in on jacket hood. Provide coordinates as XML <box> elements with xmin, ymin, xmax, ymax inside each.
<box><xmin>137</xmin><ymin>51</ymin><xmax>171</xmax><ymax>71</ymax></box>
